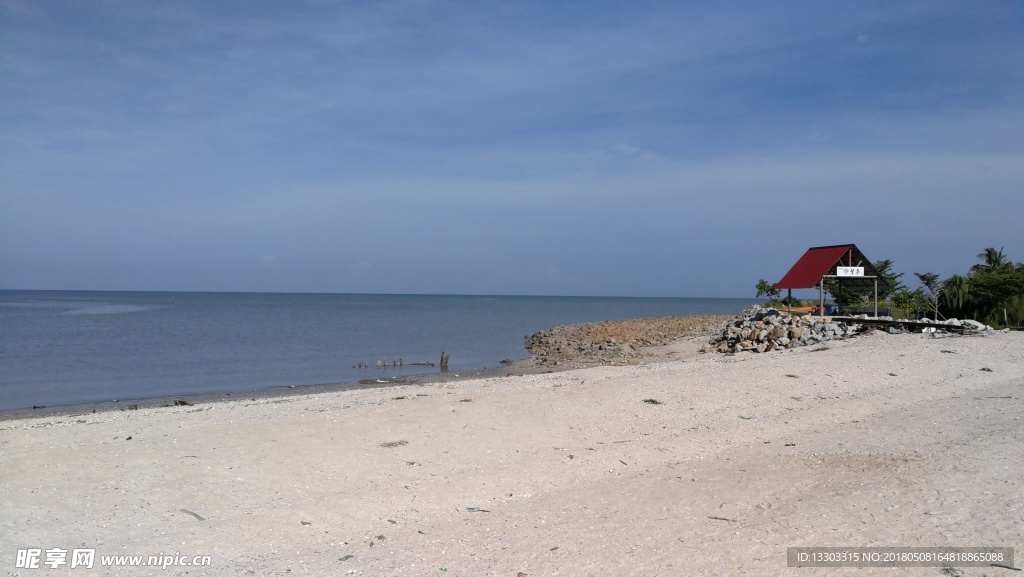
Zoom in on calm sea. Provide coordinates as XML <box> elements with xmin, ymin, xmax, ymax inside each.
<box><xmin>0</xmin><ymin>291</ymin><xmax>755</xmax><ymax>411</ymax></box>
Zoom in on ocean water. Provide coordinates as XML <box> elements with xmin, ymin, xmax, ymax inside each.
<box><xmin>0</xmin><ymin>291</ymin><xmax>756</xmax><ymax>411</ymax></box>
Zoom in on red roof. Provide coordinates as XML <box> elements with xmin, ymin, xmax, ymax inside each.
<box><xmin>776</xmin><ymin>244</ymin><xmax>859</xmax><ymax>289</ymax></box>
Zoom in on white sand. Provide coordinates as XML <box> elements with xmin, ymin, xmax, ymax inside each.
<box><xmin>1</xmin><ymin>330</ymin><xmax>1022</xmax><ymax>576</ymax></box>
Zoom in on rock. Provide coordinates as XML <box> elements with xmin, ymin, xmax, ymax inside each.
<box><xmin>525</xmin><ymin>314</ymin><xmax>735</xmax><ymax>366</ymax></box>
<box><xmin>708</xmin><ymin>306</ymin><xmax>994</xmax><ymax>355</ymax></box>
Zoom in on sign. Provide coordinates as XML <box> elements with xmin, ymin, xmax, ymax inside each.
<box><xmin>837</xmin><ymin>267</ymin><xmax>864</xmax><ymax>277</ymax></box>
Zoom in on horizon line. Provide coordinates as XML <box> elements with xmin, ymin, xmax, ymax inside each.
<box><xmin>0</xmin><ymin>287</ymin><xmax>761</xmax><ymax>300</ymax></box>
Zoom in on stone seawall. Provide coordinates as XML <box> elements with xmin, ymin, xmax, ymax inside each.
<box><xmin>525</xmin><ymin>315</ymin><xmax>733</xmax><ymax>367</ymax></box>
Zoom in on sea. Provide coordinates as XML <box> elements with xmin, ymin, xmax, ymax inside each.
<box><xmin>0</xmin><ymin>291</ymin><xmax>757</xmax><ymax>412</ymax></box>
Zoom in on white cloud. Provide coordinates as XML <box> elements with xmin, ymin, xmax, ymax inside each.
<box><xmin>2</xmin><ymin>1</ymin><xmax>1022</xmax><ymax>294</ymax></box>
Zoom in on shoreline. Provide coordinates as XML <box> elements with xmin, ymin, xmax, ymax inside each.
<box><xmin>2</xmin><ymin>329</ymin><xmax>1020</xmax><ymax>575</ymax></box>
<box><xmin>0</xmin><ymin>361</ymin><xmax>542</xmax><ymax>422</ymax></box>
<box><xmin>0</xmin><ymin>314</ymin><xmax>734</xmax><ymax>422</ymax></box>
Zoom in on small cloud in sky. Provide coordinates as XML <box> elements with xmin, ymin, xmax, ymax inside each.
<box><xmin>605</xmin><ymin>142</ymin><xmax>666</xmax><ymax>164</ymax></box>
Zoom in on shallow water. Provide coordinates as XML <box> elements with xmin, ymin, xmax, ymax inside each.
<box><xmin>0</xmin><ymin>291</ymin><xmax>756</xmax><ymax>410</ymax></box>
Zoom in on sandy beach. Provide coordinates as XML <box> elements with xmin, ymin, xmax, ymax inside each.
<box><xmin>1</xmin><ymin>326</ymin><xmax>1021</xmax><ymax>576</ymax></box>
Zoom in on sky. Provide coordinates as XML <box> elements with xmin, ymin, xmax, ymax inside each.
<box><xmin>1</xmin><ymin>0</ymin><xmax>1022</xmax><ymax>298</ymax></box>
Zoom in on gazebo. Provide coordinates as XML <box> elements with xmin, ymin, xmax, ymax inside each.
<box><xmin>775</xmin><ymin>244</ymin><xmax>889</xmax><ymax>317</ymax></box>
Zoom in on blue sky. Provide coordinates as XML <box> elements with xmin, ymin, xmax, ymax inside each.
<box><xmin>2</xmin><ymin>0</ymin><xmax>1022</xmax><ymax>297</ymax></box>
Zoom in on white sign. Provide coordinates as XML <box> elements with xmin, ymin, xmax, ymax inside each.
<box><xmin>837</xmin><ymin>267</ymin><xmax>864</xmax><ymax>277</ymax></box>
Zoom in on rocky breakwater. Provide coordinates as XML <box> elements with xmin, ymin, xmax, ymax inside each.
<box><xmin>525</xmin><ymin>315</ymin><xmax>734</xmax><ymax>367</ymax></box>
<box><xmin>704</xmin><ymin>306</ymin><xmax>862</xmax><ymax>353</ymax></box>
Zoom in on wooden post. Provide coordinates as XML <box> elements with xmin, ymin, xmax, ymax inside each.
<box><xmin>787</xmin><ymin>289</ymin><xmax>792</xmax><ymax>314</ymax></box>
<box><xmin>819</xmin><ymin>280</ymin><xmax>824</xmax><ymax>318</ymax></box>
<box><xmin>440</xmin><ymin>351</ymin><xmax>449</xmax><ymax>368</ymax></box>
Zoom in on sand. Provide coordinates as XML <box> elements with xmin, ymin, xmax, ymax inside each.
<box><xmin>1</xmin><ymin>329</ymin><xmax>1021</xmax><ymax>576</ymax></box>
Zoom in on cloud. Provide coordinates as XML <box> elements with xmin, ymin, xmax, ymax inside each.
<box><xmin>1</xmin><ymin>1</ymin><xmax>1022</xmax><ymax>295</ymax></box>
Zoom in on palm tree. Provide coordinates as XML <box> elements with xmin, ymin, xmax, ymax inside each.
<box><xmin>941</xmin><ymin>274</ymin><xmax>970</xmax><ymax>317</ymax></box>
<box><xmin>971</xmin><ymin>247</ymin><xmax>1012</xmax><ymax>274</ymax></box>
<box><xmin>966</xmin><ymin>249</ymin><xmax>1024</xmax><ymax>326</ymax></box>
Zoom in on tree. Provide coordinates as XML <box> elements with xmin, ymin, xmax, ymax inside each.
<box><xmin>872</xmin><ymin>259</ymin><xmax>905</xmax><ymax>302</ymax></box>
<box><xmin>971</xmin><ymin>247</ymin><xmax>1012</xmax><ymax>274</ymax></box>
<box><xmin>824</xmin><ymin>259</ymin><xmax>902</xmax><ymax>306</ymax></box>
<box><xmin>755</xmin><ymin>279</ymin><xmax>781</xmax><ymax>301</ymax></box>
<box><xmin>941</xmin><ymin>274</ymin><xmax>970</xmax><ymax>318</ymax></box>
<box><xmin>966</xmin><ymin>265</ymin><xmax>1024</xmax><ymax>327</ymax></box>
<box><xmin>892</xmin><ymin>287</ymin><xmax>929</xmax><ymax>319</ymax></box>
<box><xmin>962</xmin><ymin>249</ymin><xmax>1024</xmax><ymax>327</ymax></box>
<box><xmin>914</xmin><ymin>272</ymin><xmax>943</xmax><ymax>319</ymax></box>
<box><xmin>895</xmin><ymin>247</ymin><xmax>1024</xmax><ymax>328</ymax></box>
<box><xmin>824</xmin><ymin>279</ymin><xmax>867</xmax><ymax>307</ymax></box>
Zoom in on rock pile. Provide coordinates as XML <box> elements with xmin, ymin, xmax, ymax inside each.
<box><xmin>704</xmin><ymin>306</ymin><xmax>863</xmax><ymax>353</ymax></box>
<box><xmin>705</xmin><ymin>307</ymin><xmax>1001</xmax><ymax>354</ymax></box>
<box><xmin>526</xmin><ymin>315</ymin><xmax>733</xmax><ymax>367</ymax></box>
<box><xmin>899</xmin><ymin>317</ymin><xmax>995</xmax><ymax>334</ymax></box>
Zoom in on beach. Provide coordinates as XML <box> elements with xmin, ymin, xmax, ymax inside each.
<box><xmin>1</xmin><ymin>324</ymin><xmax>1021</xmax><ymax>576</ymax></box>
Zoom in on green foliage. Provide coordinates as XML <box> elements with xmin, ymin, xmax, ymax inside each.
<box><xmin>771</xmin><ymin>249</ymin><xmax>1024</xmax><ymax>326</ymax></box>
<box><xmin>913</xmin><ymin>272</ymin><xmax>942</xmax><ymax>319</ymax></box>
<box><xmin>890</xmin><ymin>289</ymin><xmax>913</xmax><ymax>318</ymax></box>
<box><xmin>755</xmin><ymin>279</ymin><xmax>781</xmax><ymax>300</ymax></box>
<box><xmin>892</xmin><ymin>287</ymin><xmax>931</xmax><ymax>319</ymax></box>
<box><xmin>915</xmin><ymin>272</ymin><xmax>941</xmax><ymax>292</ymax></box>
<box><xmin>971</xmin><ymin>247</ymin><xmax>1012</xmax><ymax>274</ymax></box>
<box><xmin>763</xmin><ymin>295</ymin><xmax>801</xmax><ymax>309</ymax></box>
<box><xmin>964</xmin><ymin>263</ymin><xmax>1024</xmax><ymax>327</ymax></box>
<box><xmin>824</xmin><ymin>280</ymin><xmax>866</xmax><ymax>306</ymax></box>
<box><xmin>940</xmin><ymin>274</ymin><xmax>970</xmax><ymax>317</ymax></box>
<box><xmin>873</xmin><ymin>259</ymin><xmax>906</xmax><ymax>301</ymax></box>
<box><xmin>824</xmin><ymin>259</ymin><xmax>904</xmax><ymax>306</ymax></box>
<box><xmin>921</xmin><ymin>247</ymin><xmax>1024</xmax><ymax>327</ymax></box>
